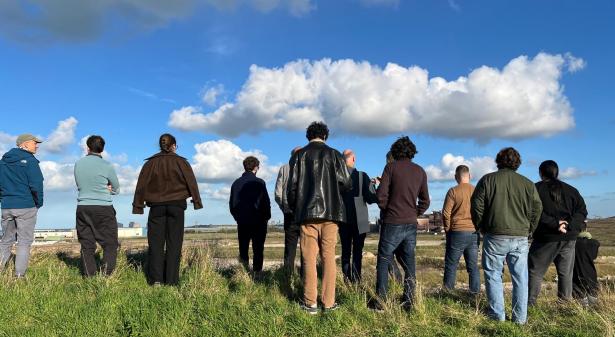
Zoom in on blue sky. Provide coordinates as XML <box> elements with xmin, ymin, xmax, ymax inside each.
<box><xmin>0</xmin><ymin>0</ymin><xmax>613</xmax><ymax>228</ymax></box>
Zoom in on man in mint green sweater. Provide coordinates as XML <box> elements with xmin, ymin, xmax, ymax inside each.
<box><xmin>74</xmin><ymin>135</ymin><xmax>120</xmax><ymax>276</ymax></box>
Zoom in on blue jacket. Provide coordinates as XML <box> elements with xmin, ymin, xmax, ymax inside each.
<box><xmin>0</xmin><ymin>148</ymin><xmax>44</xmax><ymax>209</ymax></box>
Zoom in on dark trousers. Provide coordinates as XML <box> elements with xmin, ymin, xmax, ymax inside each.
<box><xmin>283</xmin><ymin>213</ymin><xmax>301</xmax><ymax>274</ymax></box>
<box><xmin>443</xmin><ymin>231</ymin><xmax>481</xmax><ymax>293</ymax></box>
<box><xmin>147</xmin><ymin>205</ymin><xmax>185</xmax><ymax>285</ymax></box>
<box><xmin>76</xmin><ymin>205</ymin><xmax>119</xmax><ymax>277</ymax></box>
<box><xmin>238</xmin><ymin>223</ymin><xmax>267</xmax><ymax>272</ymax></box>
<box><xmin>376</xmin><ymin>223</ymin><xmax>417</xmax><ymax>303</ymax></box>
<box><xmin>528</xmin><ymin>240</ymin><xmax>576</xmax><ymax>305</ymax></box>
<box><xmin>339</xmin><ymin>222</ymin><xmax>367</xmax><ymax>283</ymax></box>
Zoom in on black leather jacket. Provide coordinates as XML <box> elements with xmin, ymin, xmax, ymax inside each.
<box><xmin>287</xmin><ymin>141</ymin><xmax>352</xmax><ymax>224</ymax></box>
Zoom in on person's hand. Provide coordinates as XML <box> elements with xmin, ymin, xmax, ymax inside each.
<box><xmin>371</xmin><ymin>177</ymin><xmax>381</xmax><ymax>185</ymax></box>
<box><xmin>558</xmin><ymin>220</ymin><xmax>568</xmax><ymax>234</ymax></box>
<box><xmin>107</xmin><ymin>184</ymin><xmax>113</xmax><ymax>193</ymax></box>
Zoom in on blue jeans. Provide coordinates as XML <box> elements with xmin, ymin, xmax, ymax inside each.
<box><xmin>482</xmin><ymin>234</ymin><xmax>529</xmax><ymax>324</ymax></box>
<box><xmin>443</xmin><ymin>231</ymin><xmax>480</xmax><ymax>293</ymax></box>
<box><xmin>376</xmin><ymin>224</ymin><xmax>417</xmax><ymax>303</ymax></box>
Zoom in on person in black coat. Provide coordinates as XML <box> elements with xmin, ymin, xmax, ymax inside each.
<box><xmin>528</xmin><ymin>160</ymin><xmax>588</xmax><ymax>305</ymax></box>
<box><xmin>339</xmin><ymin>149</ymin><xmax>378</xmax><ymax>283</ymax></box>
<box><xmin>230</xmin><ymin>156</ymin><xmax>271</xmax><ymax>273</ymax></box>
<box><xmin>573</xmin><ymin>222</ymin><xmax>600</xmax><ymax>304</ymax></box>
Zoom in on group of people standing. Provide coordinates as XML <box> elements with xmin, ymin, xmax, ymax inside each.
<box><xmin>229</xmin><ymin>121</ymin><xmax>600</xmax><ymax>323</ymax></box>
<box><xmin>0</xmin><ymin>122</ymin><xmax>601</xmax><ymax>325</ymax></box>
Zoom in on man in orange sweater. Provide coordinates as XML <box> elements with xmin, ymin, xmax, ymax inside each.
<box><xmin>442</xmin><ymin>165</ymin><xmax>480</xmax><ymax>294</ymax></box>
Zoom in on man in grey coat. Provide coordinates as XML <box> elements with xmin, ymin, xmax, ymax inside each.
<box><xmin>275</xmin><ymin>146</ymin><xmax>302</xmax><ymax>274</ymax></box>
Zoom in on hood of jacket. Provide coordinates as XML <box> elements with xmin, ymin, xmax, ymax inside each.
<box><xmin>2</xmin><ymin>148</ymin><xmax>38</xmax><ymax>164</ymax></box>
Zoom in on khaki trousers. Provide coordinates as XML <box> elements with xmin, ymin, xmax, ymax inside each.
<box><xmin>301</xmin><ymin>220</ymin><xmax>338</xmax><ymax>307</ymax></box>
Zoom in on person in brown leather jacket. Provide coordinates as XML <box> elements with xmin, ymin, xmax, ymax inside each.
<box><xmin>287</xmin><ymin>121</ymin><xmax>351</xmax><ymax>314</ymax></box>
<box><xmin>132</xmin><ymin>133</ymin><xmax>202</xmax><ymax>286</ymax></box>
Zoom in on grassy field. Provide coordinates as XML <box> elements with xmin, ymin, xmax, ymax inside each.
<box><xmin>0</xmin><ymin>219</ymin><xmax>614</xmax><ymax>337</ymax></box>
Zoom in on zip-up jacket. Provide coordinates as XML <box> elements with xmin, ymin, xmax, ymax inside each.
<box><xmin>0</xmin><ymin>148</ymin><xmax>44</xmax><ymax>209</ymax></box>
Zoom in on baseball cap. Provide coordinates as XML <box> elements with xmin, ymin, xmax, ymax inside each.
<box><xmin>16</xmin><ymin>134</ymin><xmax>43</xmax><ymax>146</ymax></box>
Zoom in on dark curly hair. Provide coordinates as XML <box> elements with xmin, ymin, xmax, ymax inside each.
<box><xmin>306</xmin><ymin>121</ymin><xmax>329</xmax><ymax>141</ymax></box>
<box><xmin>243</xmin><ymin>156</ymin><xmax>260</xmax><ymax>172</ymax></box>
<box><xmin>390</xmin><ymin>136</ymin><xmax>417</xmax><ymax>160</ymax></box>
<box><xmin>495</xmin><ymin>147</ymin><xmax>521</xmax><ymax>170</ymax></box>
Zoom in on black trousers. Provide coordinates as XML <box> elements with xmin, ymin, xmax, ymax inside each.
<box><xmin>339</xmin><ymin>222</ymin><xmax>367</xmax><ymax>283</ymax></box>
<box><xmin>147</xmin><ymin>205</ymin><xmax>185</xmax><ymax>285</ymax></box>
<box><xmin>283</xmin><ymin>213</ymin><xmax>301</xmax><ymax>274</ymax></box>
<box><xmin>76</xmin><ymin>205</ymin><xmax>119</xmax><ymax>277</ymax></box>
<box><xmin>237</xmin><ymin>222</ymin><xmax>267</xmax><ymax>272</ymax></box>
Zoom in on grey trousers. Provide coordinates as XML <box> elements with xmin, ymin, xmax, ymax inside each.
<box><xmin>528</xmin><ymin>240</ymin><xmax>576</xmax><ymax>305</ymax></box>
<box><xmin>0</xmin><ymin>208</ymin><xmax>38</xmax><ymax>276</ymax></box>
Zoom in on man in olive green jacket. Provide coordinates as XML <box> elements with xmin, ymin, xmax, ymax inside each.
<box><xmin>471</xmin><ymin>147</ymin><xmax>542</xmax><ymax>325</ymax></box>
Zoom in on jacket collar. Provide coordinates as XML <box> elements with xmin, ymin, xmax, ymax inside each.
<box><xmin>242</xmin><ymin>171</ymin><xmax>256</xmax><ymax>177</ymax></box>
<box><xmin>145</xmin><ymin>151</ymin><xmax>186</xmax><ymax>161</ymax></box>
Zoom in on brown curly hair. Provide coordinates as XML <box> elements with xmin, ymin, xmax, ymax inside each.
<box><xmin>495</xmin><ymin>147</ymin><xmax>521</xmax><ymax>170</ymax></box>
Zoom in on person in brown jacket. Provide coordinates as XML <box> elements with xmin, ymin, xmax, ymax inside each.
<box><xmin>442</xmin><ymin>165</ymin><xmax>480</xmax><ymax>294</ymax></box>
<box><xmin>132</xmin><ymin>133</ymin><xmax>202</xmax><ymax>286</ymax></box>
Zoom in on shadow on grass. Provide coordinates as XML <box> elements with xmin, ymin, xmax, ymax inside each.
<box><xmin>56</xmin><ymin>251</ymin><xmax>86</xmax><ymax>274</ymax></box>
<box><xmin>215</xmin><ymin>263</ymin><xmax>304</xmax><ymax>303</ymax></box>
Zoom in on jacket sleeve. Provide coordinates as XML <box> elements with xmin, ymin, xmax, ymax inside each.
<box><xmin>416</xmin><ymin>170</ymin><xmax>430</xmax><ymax>216</ymax></box>
<box><xmin>471</xmin><ymin>177</ymin><xmax>486</xmax><ymax>231</ymax></box>
<box><xmin>568</xmin><ymin>189</ymin><xmax>588</xmax><ymax>232</ymax></box>
<box><xmin>286</xmin><ymin>156</ymin><xmax>298</xmax><ymax>213</ymax></box>
<box><xmin>376</xmin><ymin>164</ymin><xmax>391</xmax><ymax>210</ymax></box>
<box><xmin>28</xmin><ymin>160</ymin><xmax>44</xmax><ymax>208</ymax></box>
<box><xmin>362</xmin><ymin>172</ymin><xmax>378</xmax><ymax>205</ymax></box>
<box><xmin>529</xmin><ymin>185</ymin><xmax>543</xmax><ymax>234</ymax></box>
<box><xmin>107</xmin><ymin>163</ymin><xmax>121</xmax><ymax>195</ymax></box>
<box><xmin>132</xmin><ymin>163</ymin><xmax>149</xmax><ymax>214</ymax></box>
<box><xmin>229</xmin><ymin>181</ymin><xmax>239</xmax><ymax>221</ymax></box>
<box><xmin>335</xmin><ymin>152</ymin><xmax>352</xmax><ymax>193</ymax></box>
<box><xmin>179</xmin><ymin>159</ymin><xmax>203</xmax><ymax>210</ymax></box>
<box><xmin>442</xmin><ymin>188</ymin><xmax>455</xmax><ymax>232</ymax></box>
<box><xmin>274</xmin><ymin>166</ymin><xmax>286</xmax><ymax>210</ymax></box>
<box><xmin>259</xmin><ymin>181</ymin><xmax>272</xmax><ymax>222</ymax></box>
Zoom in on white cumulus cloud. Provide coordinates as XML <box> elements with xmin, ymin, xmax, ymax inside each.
<box><xmin>191</xmin><ymin>139</ymin><xmax>279</xmax><ymax>183</ymax></box>
<box><xmin>44</xmin><ymin>117</ymin><xmax>78</xmax><ymax>154</ymax></box>
<box><xmin>39</xmin><ymin>161</ymin><xmax>75</xmax><ymax>191</ymax></box>
<box><xmin>425</xmin><ymin>153</ymin><xmax>496</xmax><ymax>182</ymax></box>
<box><xmin>202</xmin><ymin>84</ymin><xmax>226</xmax><ymax>106</ymax></box>
<box><xmin>559</xmin><ymin>167</ymin><xmax>598</xmax><ymax>180</ymax></box>
<box><xmin>204</xmin><ymin>0</ymin><xmax>314</xmax><ymax>16</ymax></box>
<box><xmin>169</xmin><ymin>53</ymin><xmax>583</xmax><ymax>142</ymax></box>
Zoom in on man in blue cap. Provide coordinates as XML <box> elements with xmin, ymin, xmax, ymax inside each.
<box><xmin>0</xmin><ymin>134</ymin><xmax>44</xmax><ymax>278</ymax></box>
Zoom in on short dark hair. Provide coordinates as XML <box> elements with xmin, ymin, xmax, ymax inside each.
<box><xmin>159</xmin><ymin>133</ymin><xmax>177</xmax><ymax>153</ymax></box>
<box><xmin>86</xmin><ymin>135</ymin><xmax>105</xmax><ymax>153</ymax></box>
<box><xmin>539</xmin><ymin>160</ymin><xmax>559</xmax><ymax>180</ymax></box>
<box><xmin>390</xmin><ymin>136</ymin><xmax>417</xmax><ymax>160</ymax></box>
<box><xmin>306</xmin><ymin>121</ymin><xmax>329</xmax><ymax>141</ymax></box>
<box><xmin>495</xmin><ymin>147</ymin><xmax>521</xmax><ymax>170</ymax></box>
<box><xmin>243</xmin><ymin>156</ymin><xmax>260</xmax><ymax>171</ymax></box>
<box><xmin>455</xmin><ymin>165</ymin><xmax>470</xmax><ymax>177</ymax></box>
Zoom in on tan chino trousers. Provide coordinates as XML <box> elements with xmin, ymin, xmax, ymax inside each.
<box><xmin>300</xmin><ymin>220</ymin><xmax>338</xmax><ymax>308</ymax></box>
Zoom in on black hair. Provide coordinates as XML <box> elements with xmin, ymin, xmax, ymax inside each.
<box><xmin>539</xmin><ymin>160</ymin><xmax>564</xmax><ymax>207</ymax></box>
<box><xmin>455</xmin><ymin>165</ymin><xmax>470</xmax><ymax>177</ymax></box>
<box><xmin>390</xmin><ymin>136</ymin><xmax>417</xmax><ymax>160</ymax></box>
<box><xmin>86</xmin><ymin>135</ymin><xmax>105</xmax><ymax>154</ymax></box>
<box><xmin>243</xmin><ymin>156</ymin><xmax>260</xmax><ymax>172</ymax></box>
<box><xmin>306</xmin><ymin>121</ymin><xmax>329</xmax><ymax>141</ymax></box>
<box><xmin>159</xmin><ymin>133</ymin><xmax>177</xmax><ymax>153</ymax></box>
<box><xmin>495</xmin><ymin>147</ymin><xmax>521</xmax><ymax>170</ymax></box>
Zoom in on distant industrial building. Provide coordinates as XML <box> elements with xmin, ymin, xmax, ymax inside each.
<box><xmin>118</xmin><ymin>227</ymin><xmax>145</xmax><ymax>238</ymax></box>
<box><xmin>34</xmin><ymin>229</ymin><xmax>76</xmax><ymax>240</ymax></box>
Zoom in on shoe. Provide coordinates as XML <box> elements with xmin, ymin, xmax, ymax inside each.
<box><xmin>368</xmin><ymin>298</ymin><xmax>385</xmax><ymax>313</ymax></box>
<box><xmin>152</xmin><ymin>282</ymin><xmax>162</xmax><ymax>287</ymax></box>
<box><xmin>15</xmin><ymin>274</ymin><xmax>26</xmax><ymax>280</ymax></box>
<box><xmin>400</xmin><ymin>300</ymin><xmax>413</xmax><ymax>312</ymax></box>
<box><xmin>323</xmin><ymin>303</ymin><xmax>340</xmax><ymax>313</ymax></box>
<box><xmin>300</xmin><ymin>303</ymin><xmax>318</xmax><ymax>315</ymax></box>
